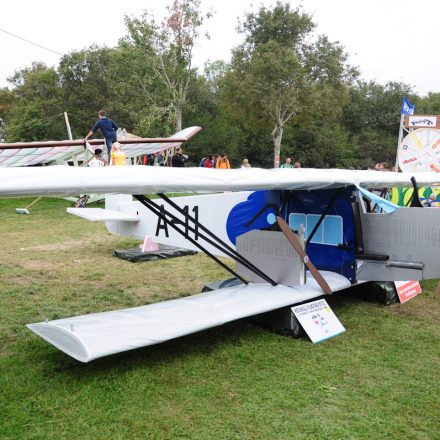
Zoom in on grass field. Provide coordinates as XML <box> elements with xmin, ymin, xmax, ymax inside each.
<box><xmin>0</xmin><ymin>197</ymin><xmax>439</xmax><ymax>439</ymax></box>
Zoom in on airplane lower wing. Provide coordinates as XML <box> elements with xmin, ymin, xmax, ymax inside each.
<box><xmin>27</xmin><ymin>271</ymin><xmax>350</xmax><ymax>362</ymax></box>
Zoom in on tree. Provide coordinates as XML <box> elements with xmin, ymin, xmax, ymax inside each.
<box><xmin>223</xmin><ymin>2</ymin><xmax>355</xmax><ymax>167</ymax></box>
<box><xmin>4</xmin><ymin>63</ymin><xmax>64</xmax><ymax>142</ymax></box>
<box><xmin>342</xmin><ymin>80</ymin><xmax>415</xmax><ymax>166</ymax></box>
<box><xmin>58</xmin><ymin>46</ymin><xmax>124</xmax><ymax>138</ymax></box>
<box><xmin>122</xmin><ymin>0</ymin><xmax>211</xmax><ymax>133</ymax></box>
<box><xmin>0</xmin><ymin>88</ymin><xmax>16</xmax><ymax>142</ymax></box>
<box><xmin>183</xmin><ymin>68</ymin><xmax>247</xmax><ymax>166</ymax></box>
<box><xmin>416</xmin><ymin>92</ymin><xmax>440</xmax><ymax>114</ymax></box>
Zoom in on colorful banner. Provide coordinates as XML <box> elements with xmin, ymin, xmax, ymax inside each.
<box><xmin>390</xmin><ymin>186</ymin><xmax>440</xmax><ymax>207</ymax></box>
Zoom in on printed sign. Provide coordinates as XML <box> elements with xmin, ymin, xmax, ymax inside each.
<box><xmin>394</xmin><ymin>281</ymin><xmax>422</xmax><ymax>303</ymax></box>
<box><xmin>291</xmin><ymin>299</ymin><xmax>345</xmax><ymax>343</ymax></box>
<box><xmin>406</xmin><ymin>115</ymin><xmax>438</xmax><ymax>128</ymax></box>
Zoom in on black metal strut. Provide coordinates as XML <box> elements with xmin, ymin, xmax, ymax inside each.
<box><xmin>157</xmin><ymin>193</ymin><xmax>277</xmax><ymax>286</ymax></box>
<box><xmin>134</xmin><ymin>195</ymin><xmax>277</xmax><ymax>286</ymax></box>
<box><xmin>306</xmin><ymin>189</ymin><xmax>341</xmax><ymax>246</ymax></box>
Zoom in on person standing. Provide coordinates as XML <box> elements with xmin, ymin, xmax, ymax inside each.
<box><xmin>84</xmin><ymin>110</ymin><xmax>118</xmax><ymax>159</ymax></box>
<box><xmin>241</xmin><ymin>158</ymin><xmax>251</xmax><ymax>168</ymax></box>
<box><xmin>216</xmin><ymin>153</ymin><xmax>231</xmax><ymax>169</ymax></box>
<box><xmin>110</xmin><ymin>142</ymin><xmax>127</xmax><ymax>166</ymax></box>
<box><xmin>203</xmin><ymin>155</ymin><xmax>213</xmax><ymax>168</ymax></box>
<box><xmin>171</xmin><ymin>147</ymin><xmax>188</xmax><ymax>167</ymax></box>
<box><xmin>153</xmin><ymin>152</ymin><xmax>165</xmax><ymax>166</ymax></box>
<box><xmin>280</xmin><ymin>158</ymin><xmax>293</xmax><ymax>168</ymax></box>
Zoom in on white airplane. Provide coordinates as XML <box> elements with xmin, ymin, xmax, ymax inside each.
<box><xmin>1</xmin><ymin>159</ymin><xmax>440</xmax><ymax>362</ymax></box>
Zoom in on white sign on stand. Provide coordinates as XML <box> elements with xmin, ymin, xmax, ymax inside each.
<box><xmin>292</xmin><ymin>299</ymin><xmax>345</xmax><ymax>343</ymax></box>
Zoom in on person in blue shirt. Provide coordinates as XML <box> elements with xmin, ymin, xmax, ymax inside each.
<box><xmin>84</xmin><ymin>110</ymin><xmax>118</xmax><ymax>158</ymax></box>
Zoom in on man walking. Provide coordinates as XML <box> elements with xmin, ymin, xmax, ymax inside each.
<box><xmin>84</xmin><ymin>110</ymin><xmax>118</xmax><ymax>159</ymax></box>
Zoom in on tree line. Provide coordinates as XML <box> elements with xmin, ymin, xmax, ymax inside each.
<box><xmin>0</xmin><ymin>0</ymin><xmax>439</xmax><ymax>168</ymax></box>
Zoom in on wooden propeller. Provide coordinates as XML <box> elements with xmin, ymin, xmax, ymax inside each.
<box><xmin>276</xmin><ymin>216</ymin><xmax>332</xmax><ymax>295</ymax></box>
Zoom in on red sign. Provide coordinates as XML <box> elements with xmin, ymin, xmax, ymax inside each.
<box><xmin>394</xmin><ymin>281</ymin><xmax>422</xmax><ymax>303</ymax></box>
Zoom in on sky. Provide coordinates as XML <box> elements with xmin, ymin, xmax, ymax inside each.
<box><xmin>0</xmin><ymin>0</ymin><xmax>438</xmax><ymax>96</ymax></box>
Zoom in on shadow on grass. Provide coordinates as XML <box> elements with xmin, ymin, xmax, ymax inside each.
<box><xmin>23</xmin><ymin>291</ymin><xmax>386</xmax><ymax>381</ymax></box>
<box><xmin>25</xmin><ymin>319</ymin><xmax>263</xmax><ymax>379</ymax></box>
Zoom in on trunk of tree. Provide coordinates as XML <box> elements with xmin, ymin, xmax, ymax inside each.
<box><xmin>272</xmin><ymin>123</ymin><xmax>284</xmax><ymax>168</ymax></box>
<box><xmin>175</xmin><ymin>104</ymin><xmax>182</xmax><ymax>132</ymax></box>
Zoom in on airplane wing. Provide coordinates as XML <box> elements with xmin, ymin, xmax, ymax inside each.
<box><xmin>0</xmin><ymin>126</ymin><xmax>201</xmax><ymax>167</ymax></box>
<box><xmin>28</xmin><ymin>271</ymin><xmax>350</xmax><ymax>362</ymax></box>
<box><xmin>0</xmin><ymin>166</ymin><xmax>439</xmax><ymax>197</ymax></box>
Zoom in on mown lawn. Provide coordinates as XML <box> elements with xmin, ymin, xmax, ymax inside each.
<box><xmin>0</xmin><ymin>197</ymin><xmax>439</xmax><ymax>439</ymax></box>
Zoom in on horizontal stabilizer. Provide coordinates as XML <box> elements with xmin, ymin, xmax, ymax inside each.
<box><xmin>27</xmin><ymin>272</ymin><xmax>350</xmax><ymax>362</ymax></box>
<box><xmin>67</xmin><ymin>207</ymin><xmax>139</xmax><ymax>222</ymax></box>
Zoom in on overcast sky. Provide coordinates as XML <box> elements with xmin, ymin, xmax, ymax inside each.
<box><xmin>0</xmin><ymin>0</ymin><xmax>438</xmax><ymax>96</ymax></box>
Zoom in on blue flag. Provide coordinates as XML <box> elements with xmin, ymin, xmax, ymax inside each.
<box><xmin>401</xmin><ymin>97</ymin><xmax>415</xmax><ymax>115</ymax></box>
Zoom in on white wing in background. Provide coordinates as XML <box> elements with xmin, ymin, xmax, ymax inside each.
<box><xmin>0</xmin><ymin>126</ymin><xmax>201</xmax><ymax>167</ymax></box>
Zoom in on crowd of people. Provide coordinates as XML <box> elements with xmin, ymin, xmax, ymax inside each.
<box><xmin>198</xmin><ymin>153</ymin><xmax>231</xmax><ymax>168</ymax></box>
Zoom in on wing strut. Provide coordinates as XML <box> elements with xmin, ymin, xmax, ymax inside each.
<box><xmin>134</xmin><ymin>195</ymin><xmax>277</xmax><ymax>286</ymax></box>
<box><xmin>276</xmin><ymin>216</ymin><xmax>332</xmax><ymax>295</ymax></box>
<box><xmin>157</xmin><ymin>193</ymin><xmax>277</xmax><ymax>285</ymax></box>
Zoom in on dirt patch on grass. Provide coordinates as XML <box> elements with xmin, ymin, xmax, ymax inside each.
<box><xmin>19</xmin><ymin>259</ymin><xmax>55</xmax><ymax>271</ymax></box>
<box><xmin>5</xmin><ymin>275</ymin><xmax>34</xmax><ymax>286</ymax></box>
<box><xmin>24</xmin><ymin>237</ymin><xmax>99</xmax><ymax>252</ymax></box>
<box><xmin>386</xmin><ymin>295</ymin><xmax>440</xmax><ymax>320</ymax></box>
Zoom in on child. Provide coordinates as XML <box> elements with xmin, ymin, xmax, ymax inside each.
<box><xmin>88</xmin><ymin>148</ymin><xmax>107</xmax><ymax>167</ymax></box>
<box><xmin>110</xmin><ymin>142</ymin><xmax>127</xmax><ymax>166</ymax></box>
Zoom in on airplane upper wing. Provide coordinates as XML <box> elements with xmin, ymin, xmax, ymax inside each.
<box><xmin>0</xmin><ymin>166</ymin><xmax>439</xmax><ymax>198</ymax></box>
<box><xmin>0</xmin><ymin>126</ymin><xmax>201</xmax><ymax>167</ymax></box>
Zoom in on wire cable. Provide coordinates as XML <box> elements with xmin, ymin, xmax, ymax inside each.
<box><xmin>5</xmin><ymin>113</ymin><xmax>65</xmax><ymax>137</ymax></box>
<box><xmin>0</xmin><ymin>27</ymin><xmax>63</xmax><ymax>56</ymax></box>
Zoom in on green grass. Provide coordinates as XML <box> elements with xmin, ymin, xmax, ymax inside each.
<box><xmin>0</xmin><ymin>197</ymin><xmax>439</xmax><ymax>439</ymax></box>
